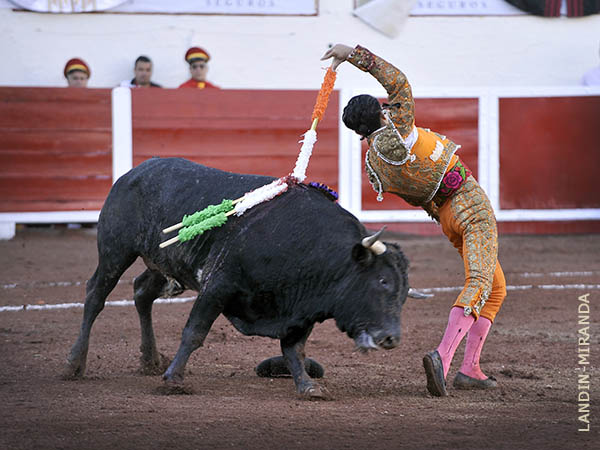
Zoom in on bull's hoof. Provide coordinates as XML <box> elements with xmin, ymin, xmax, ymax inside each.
<box><xmin>139</xmin><ymin>353</ymin><xmax>171</xmax><ymax>376</ymax></box>
<box><xmin>155</xmin><ymin>380</ymin><xmax>194</xmax><ymax>395</ymax></box>
<box><xmin>255</xmin><ymin>356</ymin><xmax>325</xmax><ymax>379</ymax></box>
<box><xmin>61</xmin><ymin>361</ymin><xmax>85</xmax><ymax>380</ymax></box>
<box><xmin>297</xmin><ymin>384</ymin><xmax>332</xmax><ymax>401</ymax></box>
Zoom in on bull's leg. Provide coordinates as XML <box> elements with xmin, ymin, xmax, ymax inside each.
<box><xmin>281</xmin><ymin>326</ymin><xmax>330</xmax><ymax>400</ymax></box>
<box><xmin>133</xmin><ymin>269</ymin><xmax>171</xmax><ymax>375</ymax></box>
<box><xmin>161</xmin><ymin>294</ymin><xmax>224</xmax><ymax>389</ymax></box>
<box><xmin>63</xmin><ymin>256</ymin><xmax>135</xmax><ymax>379</ymax></box>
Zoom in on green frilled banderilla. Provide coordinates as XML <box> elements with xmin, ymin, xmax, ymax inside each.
<box><xmin>178</xmin><ymin>211</ymin><xmax>229</xmax><ymax>242</ymax></box>
<box><xmin>181</xmin><ymin>199</ymin><xmax>234</xmax><ymax>228</ymax></box>
<box><xmin>159</xmin><ymin>199</ymin><xmax>235</xmax><ymax>248</ymax></box>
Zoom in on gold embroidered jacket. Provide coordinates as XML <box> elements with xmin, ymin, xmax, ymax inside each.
<box><xmin>347</xmin><ymin>46</ymin><xmax>460</xmax><ymax>211</ymax></box>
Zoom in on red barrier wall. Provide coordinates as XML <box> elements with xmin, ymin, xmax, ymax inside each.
<box><xmin>1</xmin><ymin>88</ymin><xmax>597</xmax><ymax>235</ymax></box>
<box><xmin>0</xmin><ymin>88</ymin><xmax>112</xmax><ymax>212</ymax></box>
<box><xmin>131</xmin><ymin>88</ymin><xmax>340</xmax><ymax>191</ymax></box>
<box><xmin>499</xmin><ymin>96</ymin><xmax>600</xmax><ymax>209</ymax></box>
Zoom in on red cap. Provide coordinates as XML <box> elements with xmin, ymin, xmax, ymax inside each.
<box><xmin>64</xmin><ymin>58</ymin><xmax>90</xmax><ymax>78</ymax></box>
<box><xmin>185</xmin><ymin>47</ymin><xmax>210</xmax><ymax>63</ymax></box>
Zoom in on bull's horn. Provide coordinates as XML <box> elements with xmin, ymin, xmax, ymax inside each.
<box><xmin>361</xmin><ymin>226</ymin><xmax>387</xmax><ymax>255</ymax></box>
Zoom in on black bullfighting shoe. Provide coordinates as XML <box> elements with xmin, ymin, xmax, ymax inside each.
<box><xmin>453</xmin><ymin>372</ymin><xmax>498</xmax><ymax>390</ymax></box>
<box><xmin>423</xmin><ymin>350</ymin><xmax>448</xmax><ymax>397</ymax></box>
<box><xmin>254</xmin><ymin>356</ymin><xmax>324</xmax><ymax>379</ymax></box>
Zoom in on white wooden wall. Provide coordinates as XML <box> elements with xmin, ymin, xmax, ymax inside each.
<box><xmin>1</xmin><ymin>0</ymin><xmax>599</xmax><ymax>90</ymax></box>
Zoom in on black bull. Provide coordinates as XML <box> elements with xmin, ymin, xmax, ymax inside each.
<box><xmin>63</xmin><ymin>158</ymin><xmax>410</xmax><ymax>399</ymax></box>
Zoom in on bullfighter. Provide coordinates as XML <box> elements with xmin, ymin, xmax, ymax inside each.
<box><xmin>322</xmin><ymin>44</ymin><xmax>507</xmax><ymax>397</ymax></box>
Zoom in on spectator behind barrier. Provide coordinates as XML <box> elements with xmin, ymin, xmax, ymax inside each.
<box><xmin>64</xmin><ymin>58</ymin><xmax>90</xmax><ymax>88</ymax></box>
<box><xmin>120</xmin><ymin>55</ymin><xmax>162</xmax><ymax>88</ymax></box>
<box><xmin>178</xmin><ymin>46</ymin><xmax>219</xmax><ymax>89</ymax></box>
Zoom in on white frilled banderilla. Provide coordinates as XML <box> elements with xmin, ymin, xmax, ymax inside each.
<box><xmin>160</xmin><ymin>68</ymin><xmax>336</xmax><ymax>249</ymax></box>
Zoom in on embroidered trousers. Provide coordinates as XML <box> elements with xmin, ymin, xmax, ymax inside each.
<box><xmin>438</xmin><ymin>176</ymin><xmax>507</xmax><ymax>322</ymax></box>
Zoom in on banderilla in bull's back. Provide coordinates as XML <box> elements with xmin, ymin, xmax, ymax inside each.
<box><xmin>159</xmin><ymin>67</ymin><xmax>337</xmax><ymax>249</ymax></box>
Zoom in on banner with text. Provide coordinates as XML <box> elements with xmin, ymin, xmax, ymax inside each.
<box><xmin>7</xmin><ymin>0</ymin><xmax>319</xmax><ymax>15</ymax></box>
<box><xmin>410</xmin><ymin>0</ymin><xmax>527</xmax><ymax>15</ymax></box>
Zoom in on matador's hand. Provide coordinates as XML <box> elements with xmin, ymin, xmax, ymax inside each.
<box><xmin>321</xmin><ymin>44</ymin><xmax>354</xmax><ymax>70</ymax></box>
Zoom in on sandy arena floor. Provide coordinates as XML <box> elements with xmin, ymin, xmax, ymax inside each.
<box><xmin>0</xmin><ymin>227</ymin><xmax>598</xmax><ymax>449</ymax></box>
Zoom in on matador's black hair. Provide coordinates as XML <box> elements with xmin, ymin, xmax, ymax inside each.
<box><xmin>342</xmin><ymin>94</ymin><xmax>383</xmax><ymax>139</ymax></box>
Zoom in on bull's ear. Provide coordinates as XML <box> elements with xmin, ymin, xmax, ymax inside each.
<box><xmin>352</xmin><ymin>243</ymin><xmax>375</xmax><ymax>267</ymax></box>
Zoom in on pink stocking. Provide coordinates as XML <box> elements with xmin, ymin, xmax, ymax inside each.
<box><xmin>459</xmin><ymin>317</ymin><xmax>492</xmax><ymax>380</ymax></box>
<box><xmin>436</xmin><ymin>306</ymin><xmax>474</xmax><ymax>378</ymax></box>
